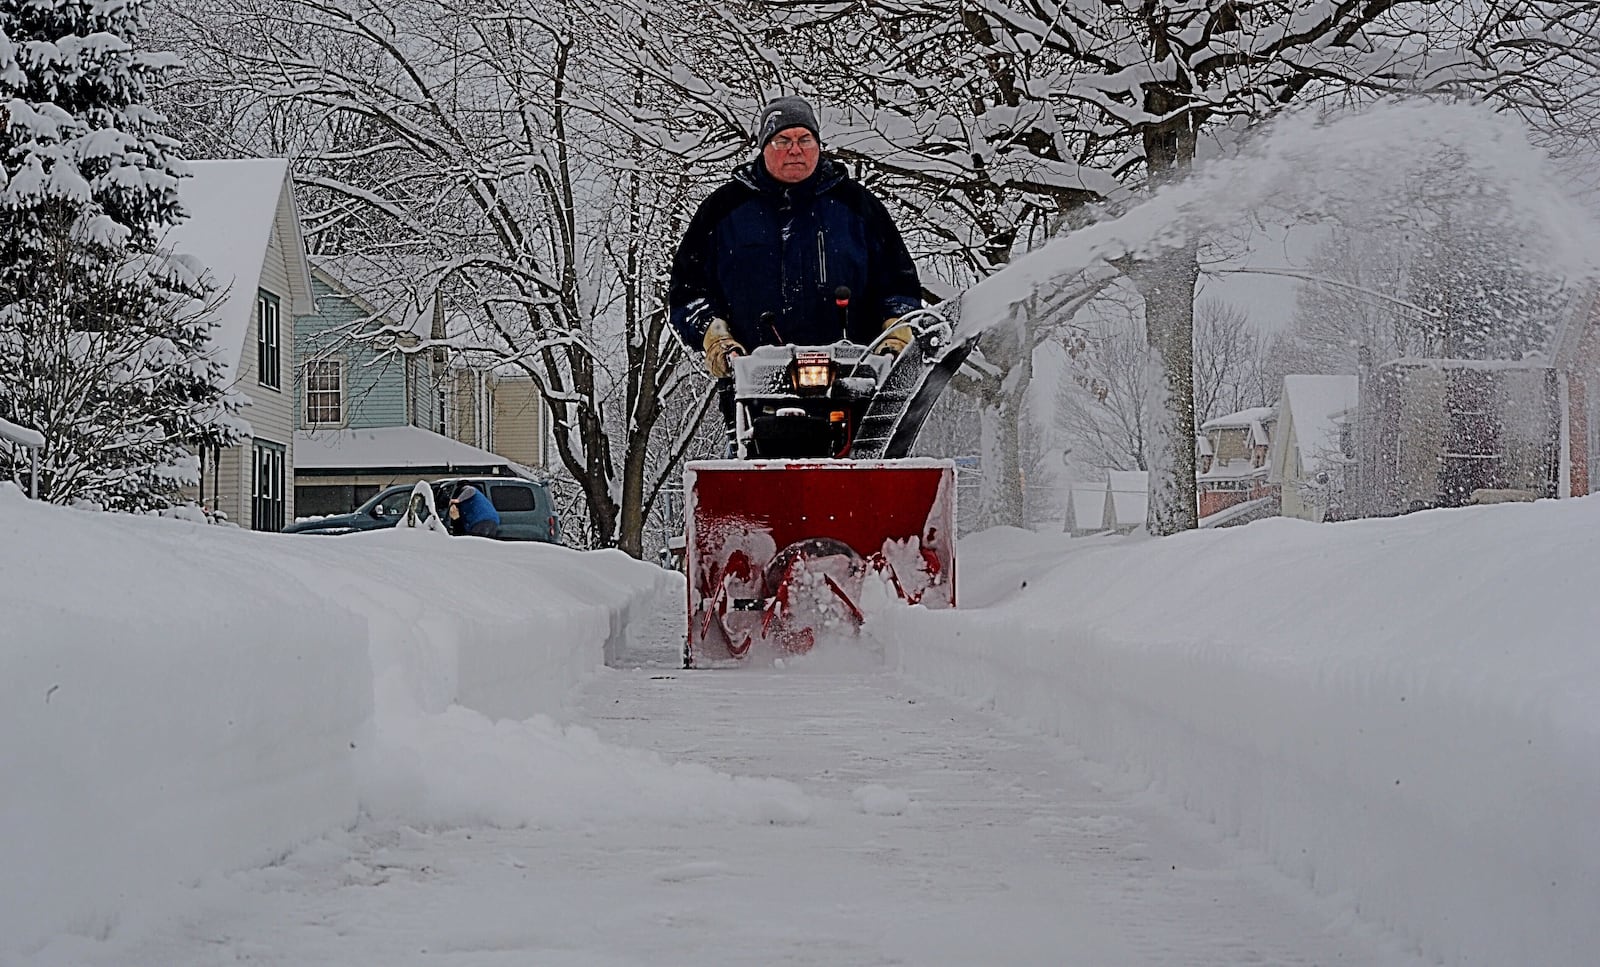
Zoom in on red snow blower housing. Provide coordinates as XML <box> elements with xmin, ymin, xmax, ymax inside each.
<box><xmin>684</xmin><ymin>311</ymin><xmax>975</xmax><ymax>667</ymax></box>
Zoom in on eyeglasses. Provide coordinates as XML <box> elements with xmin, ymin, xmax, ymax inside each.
<box><xmin>768</xmin><ymin>135</ymin><xmax>818</xmax><ymax>151</ymax></box>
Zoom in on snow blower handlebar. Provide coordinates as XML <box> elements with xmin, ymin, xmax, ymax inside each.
<box><xmin>845</xmin><ymin>306</ymin><xmax>952</xmax><ymax>381</ymax></box>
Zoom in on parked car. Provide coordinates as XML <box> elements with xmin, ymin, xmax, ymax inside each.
<box><xmin>283</xmin><ymin>477</ymin><xmax>561</xmax><ymax>543</ymax></box>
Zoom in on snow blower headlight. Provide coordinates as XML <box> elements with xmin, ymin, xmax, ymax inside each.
<box><xmin>788</xmin><ymin>352</ymin><xmax>837</xmax><ymax>395</ymax></box>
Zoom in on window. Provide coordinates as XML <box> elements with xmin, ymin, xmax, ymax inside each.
<box><xmin>369</xmin><ymin>486</ymin><xmax>410</xmax><ymax>521</ymax></box>
<box><xmin>489</xmin><ymin>482</ymin><xmax>536</xmax><ymax>512</ymax></box>
<box><xmin>295</xmin><ymin>483</ymin><xmax>373</xmax><ymax>519</ymax></box>
<box><xmin>304</xmin><ymin>358</ymin><xmax>343</xmax><ymax>426</ymax></box>
<box><xmin>252</xmin><ymin>440</ymin><xmax>286</xmax><ymax>532</ymax></box>
<box><xmin>257</xmin><ymin>290</ymin><xmax>281</xmax><ymax>389</ymax></box>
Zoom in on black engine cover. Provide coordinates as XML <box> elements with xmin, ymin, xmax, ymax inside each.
<box><xmin>750</xmin><ymin>414</ymin><xmax>837</xmax><ymax>458</ymax></box>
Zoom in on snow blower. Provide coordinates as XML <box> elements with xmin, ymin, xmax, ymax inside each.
<box><xmin>683</xmin><ymin>308</ymin><xmax>975</xmax><ymax>667</ymax></box>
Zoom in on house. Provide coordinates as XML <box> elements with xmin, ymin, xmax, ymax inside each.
<box><xmin>296</xmin><ymin>265</ymin><xmax>441</xmax><ymax>436</ymax></box>
<box><xmin>1104</xmin><ymin>469</ymin><xmax>1149</xmax><ymax>534</ymax></box>
<box><xmin>1061</xmin><ymin>471</ymin><xmax>1147</xmax><ymax>536</ymax></box>
<box><xmin>1268</xmin><ymin>375</ymin><xmax>1359</xmax><ymax>522</ymax></box>
<box><xmin>1196</xmin><ymin>406</ymin><xmax>1277</xmax><ymax>518</ymax></box>
<box><xmin>291</xmin><ymin>267</ymin><xmax>547</xmax><ymax>518</ymax></box>
<box><xmin>1363</xmin><ymin>289</ymin><xmax>1600</xmax><ymax>513</ymax></box>
<box><xmin>1064</xmin><ymin>482</ymin><xmax>1110</xmax><ymax>537</ymax></box>
<box><xmin>165</xmin><ymin>159</ymin><xmax>314</xmax><ymax>531</ymax></box>
<box><xmin>444</xmin><ymin>368</ymin><xmax>550</xmax><ymax>471</ymax></box>
<box><xmin>1374</xmin><ymin>359</ymin><xmax>1563</xmax><ymax>512</ymax></box>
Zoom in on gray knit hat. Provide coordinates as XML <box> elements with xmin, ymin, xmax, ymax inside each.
<box><xmin>756</xmin><ymin>96</ymin><xmax>821</xmax><ymax>148</ymax></box>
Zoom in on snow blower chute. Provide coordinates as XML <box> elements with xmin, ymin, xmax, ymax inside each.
<box><xmin>684</xmin><ymin>310</ymin><xmax>975</xmax><ymax>667</ymax></box>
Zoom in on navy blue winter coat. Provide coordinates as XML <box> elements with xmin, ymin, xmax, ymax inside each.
<box><xmin>452</xmin><ymin>486</ymin><xmax>500</xmax><ymax>532</ymax></box>
<box><xmin>669</xmin><ymin>158</ymin><xmax>922</xmax><ymax>351</ymax></box>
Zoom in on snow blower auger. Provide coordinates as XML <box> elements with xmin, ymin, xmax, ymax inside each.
<box><xmin>684</xmin><ymin>308</ymin><xmax>976</xmax><ymax>668</ymax></box>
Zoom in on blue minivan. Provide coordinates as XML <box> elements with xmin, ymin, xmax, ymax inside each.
<box><xmin>283</xmin><ymin>477</ymin><xmax>560</xmax><ymax>543</ymax></box>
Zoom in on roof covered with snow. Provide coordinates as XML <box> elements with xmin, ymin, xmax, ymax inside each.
<box><xmin>161</xmin><ymin>159</ymin><xmax>313</xmax><ymax>381</ymax></box>
<box><xmin>1201</xmin><ymin>405</ymin><xmax>1276</xmax><ymax>430</ymax></box>
<box><xmin>1065</xmin><ymin>484</ymin><xmax>1109</xmax><ymax>531</ymax></box>
<box><xmin>1202</xmin><ymin>406</ymin><xmax>1276</xmax><ymax>453</ymax></box>
<box><xmin>1201</xmin><ymin>405</ymin><xmax>1277</xmax><ymax>447</ymax></box>
<box><xmin>1107</xmin><ymin>470</ymin><xmax>1148</xmax><ymax>527</ymax></box>
<box><xmin>293</xmin><ymin>426</ymin><xmax>523</xmax><ymax>474</ymax></box>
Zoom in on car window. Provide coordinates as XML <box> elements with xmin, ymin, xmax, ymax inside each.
<box><xmin>489</xmin><ymin>483</ymin><xmax>537</xmax><ymax>512</ymax></box>
<box><xmin>367</xmin><ymin>487</ymin><xmax>410</xmax><ymax>518</ymax></box>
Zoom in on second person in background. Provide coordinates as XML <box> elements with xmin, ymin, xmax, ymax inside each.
<box><xmin>448</xmin><ymin>483</ymin><xmax>501</xmax><ymax>539</ymax></box>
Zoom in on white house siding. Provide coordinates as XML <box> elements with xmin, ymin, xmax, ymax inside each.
<box><xmin>1277</xmin><ymin>424</ymin><xmax>1317</xmax><ymax>521</ymax></box>
<box><xmin>231</xmin><ymin>190</ymin><xmax>302</xmax><ymax>529</ymax></box>
<box><xmin>1270</xmin><ymin>410</ymin><xmax>1315</xmax><ymax>522</ymax></box>
<box><xmin>209</xmin><ymin>445</ymin><xmax>246</xmax><ymax>525</ymax></box>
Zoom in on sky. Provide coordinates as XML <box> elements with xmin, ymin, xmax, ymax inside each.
<box><xmin>3</xmin><ymin>473</ymin><xmax>1596</xmax><ymax>966</ymax></box>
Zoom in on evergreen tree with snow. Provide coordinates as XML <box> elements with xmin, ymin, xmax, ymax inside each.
<box><xmin>0</xmin><ymin>0</ymin><xmax>237</xmax><ymax>510</ymax></box>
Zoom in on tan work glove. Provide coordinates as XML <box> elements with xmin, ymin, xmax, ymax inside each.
<box><xmin>702</xmin><ymin>317</ymin><xmax>745</xmax><ymax>378</ymax></box>
<box><xmin>876</xmin><ymin>317</ymin><xmax>912</xmax><ymax>355</ymax></box>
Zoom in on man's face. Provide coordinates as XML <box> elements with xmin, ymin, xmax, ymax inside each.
<box><xmin>762</xmin><ymin>126</ymin><xmax>820</xmax><ymax>184</ymax></box>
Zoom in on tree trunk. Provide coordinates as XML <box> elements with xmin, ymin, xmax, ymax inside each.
<box><xmin>1135</xmin><ymin>244</ymin><xmax>1200</xmax><ymax>534</ymax></box>
<box><xmin>971</xmin><ymin>303</ymin><xmax>1034</xmax><ymax>529</ymax></box>
<box><xmin>1139</xmin><ymin>80</ymin><xmax>1200</xmax><ymax>535</ymax></box>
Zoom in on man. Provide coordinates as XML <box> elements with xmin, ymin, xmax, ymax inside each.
<box><xmin>669</xmin><ymin>95</ymin><xmax>923</xmax><ymax>385</ymax></box>
<box><xmin>448</xmin><ymin>483</ymin><xmax>500</xmax><ymax>538</ymax></box>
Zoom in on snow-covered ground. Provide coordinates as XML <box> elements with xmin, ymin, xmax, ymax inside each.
<box><xmin>2</xmin><ymin>482</ymin><xmax>1596</xmax><ymax>965</ymax></box>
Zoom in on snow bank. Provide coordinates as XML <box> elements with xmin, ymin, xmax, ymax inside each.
<box><xmin>878</xmin><ymin>501</ymin><xmax>1600</xmax><ymax>967</ymax></box>
<box><xmin>262</xmin><ymin>526</ymin><xmax>654</xmax><ymax>722</ymax></box>
<box><xmin>0</xmin><ymin>489</ymin><xmax>668</xmax><ymax>955</ymax></box>
<box><xmin>0</xmin><ymin>490</ymin><xmax>369</xmax><ymax>950</ymax></box>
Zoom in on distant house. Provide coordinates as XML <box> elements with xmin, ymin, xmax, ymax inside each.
<box><xmin>1103</xmin><ymin>470</ymin><xmax>1149</xmax><ymax>534</ymax></box>
<box><xmin>165</xmin><ymin>159</ymin><xmax>315</xmax><ymax>531</ymax></box>
<box><xmin>1268</xmin><ymin>375</ymin><xmax>1359</xmax><ymax>522</ymax></box>
<box><xmin>1364</xmin><ymin>289</ymin><xmax>1600</xmax><ymax>513</ymax></box>
<box><xmin>1061</xmin><ymin>472</ymin><xmax>1147</xmax><ymax>536</ymax></box>
<box><xmin>1374</xmin><ymin>360</ymin><xmax>1563</xmax><ymax>512</ymax></box>
<box><xmin>291</xmin><ymin>267</ymin><xmax>548</xmax><ymax>518</ymax></box>
<box><xmin>1064</xmin><ymin>482</ymin><xmax>1110</xmax><ymax>537</ymax></box>
<box><xmin>1196</xmin><ymin>406</ymin><xmax>1277</xmax><ymax>518</ymax></box>
<box><xmin>295</xmin><ymin>266</ymin><xmax>440</xmax><ymax>434</ymax></box>
<box><xmin>445</xmin><ymin>369</ymin><xmax>550</xmax><ymax>471</ymax></box>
